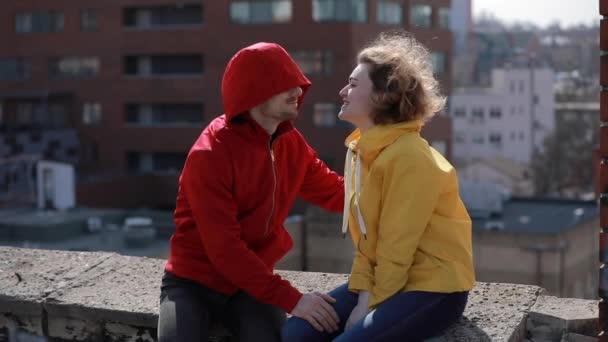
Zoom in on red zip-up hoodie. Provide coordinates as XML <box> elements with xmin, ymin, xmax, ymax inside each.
<box><xmin>165</xmin><ymin>43</ymin><xmax>344</xmax><ymax>313</ymax></box>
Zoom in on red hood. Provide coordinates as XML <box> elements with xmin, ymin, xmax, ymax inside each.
<box><xmin>221</xmin><ymin>42</ymin><xmax>311</xmax><ymax>120</ymax></box>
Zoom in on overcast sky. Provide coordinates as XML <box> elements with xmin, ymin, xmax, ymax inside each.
<box><xmin>473</xmin><ymin>0</ymin><xmax>599</xmax><ymax>27</ymax></box>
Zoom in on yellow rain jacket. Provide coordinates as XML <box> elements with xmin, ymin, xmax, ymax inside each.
<box><xmin>342</xmin><ymin>119</ymin><xmax>475</xmax><ymax>310</ymax></box>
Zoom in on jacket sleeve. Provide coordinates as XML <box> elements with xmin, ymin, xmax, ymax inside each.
<box><xmin>182</xmin><ymin>147</ymin><xmax>303</xmax><ymax>313</ymax></box>
<box><xmin>368</xmin><ymin>158</ymin><xmax>442</xmax><ymax>309</ymax></box>
<box><xmin>298</xmin><ymin>143</ymin><xmax>344</xmax><ymax>213</ymax></box>
<box><xmin>348</xmin><ymin>249</ymin><xmax>375</xmax><ymax>292</ymax></box>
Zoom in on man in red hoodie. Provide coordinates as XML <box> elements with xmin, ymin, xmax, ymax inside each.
<box><xmin>157</xmin><ymin>42</ymin><xmax>345</xmax><ymax>342</ymax></box>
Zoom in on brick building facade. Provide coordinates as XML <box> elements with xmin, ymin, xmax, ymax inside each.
<box><xmin>0</xmin><ymin>0</ymin><xmax>453</xmax><ymax>209</ymax></box>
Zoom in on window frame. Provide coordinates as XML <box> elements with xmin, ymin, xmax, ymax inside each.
<box><xmin>230</xmin><ymin>0</ymin><xmax>293</xmax><ymax>24</ymax></box>
<box><xmin>312</xmin><ymin>0</ymin><xmax>368</xmax><ymax>23</ymax></box>
<box><xmin>410</xmin><ymin>4</ymin><xmax>431</xmax><ymax>28</ymax></box>
<box><xmin>376</xmin><ymin>0</ymin><xmax>402</xmax><ymax>25</ymax></box>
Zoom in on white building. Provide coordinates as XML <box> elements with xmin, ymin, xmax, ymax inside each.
<box><xmin>450</xmin><ymin>68</ymin><xmax>555</xmax><ymax>165</ymax></box>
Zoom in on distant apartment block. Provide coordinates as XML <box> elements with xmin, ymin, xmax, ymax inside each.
<box><xmin>450</xmin><ymin>68</ymin><xmax>555</xmax><ymax>165</ymax></box>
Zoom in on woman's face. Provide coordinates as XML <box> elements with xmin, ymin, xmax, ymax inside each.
<box><xmin>338</xmin><ymin>63</ymin><xmax>375</xmax><ymax>130</ymax></box>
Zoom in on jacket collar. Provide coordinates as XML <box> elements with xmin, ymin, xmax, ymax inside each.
<box><xmin>344</xmin><ymin>120</ymin><xmax>423</xmax><ymax>162</ymax></box>
<box><xmin>228</xmin><ymin>112</ymin><xmax>295</xmax><ymax>146</ymax></box>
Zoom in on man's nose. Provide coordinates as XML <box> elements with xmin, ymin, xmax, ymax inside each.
<box><xmin>292</xmin><ymin>87</ymin><xmax>303</xmax><ymax>97</ymax></box>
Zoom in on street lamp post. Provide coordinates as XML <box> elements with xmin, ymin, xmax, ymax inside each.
<box><xmin>598</xmin><ymin>0</ymin><xmax>608</xmax><ymax>339</ymax></box>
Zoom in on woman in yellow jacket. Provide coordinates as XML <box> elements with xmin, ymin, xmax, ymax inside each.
<box><xmin>282</xmin><ymin>32</ymin><xmax>475</xmax><ymax>341</ymax></box>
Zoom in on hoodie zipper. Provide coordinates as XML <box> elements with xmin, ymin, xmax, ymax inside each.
<box><xmin>265</xmin><ymin>143</ymin><xmax>277</xmax><ymax>237</ymax></box>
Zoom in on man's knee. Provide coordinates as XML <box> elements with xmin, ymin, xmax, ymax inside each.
<box><xmin>157</xmin><ymin>287</ymin><xmax>211</xmax><ymax>342</ymax></box>
<box><xmin>226</xmin><ymin>292</ymin><xmax>285</xmax><ymax>342</ymax></box>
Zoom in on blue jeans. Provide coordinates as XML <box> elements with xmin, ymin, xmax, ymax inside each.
<box><xmin>281</xmin><ymin>283</ymin><xmax>468</xmax><ymax>342</ymax></box>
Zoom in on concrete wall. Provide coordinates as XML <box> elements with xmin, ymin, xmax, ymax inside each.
<box><xmin>473</xmin><ymin>218</ymin><xmax>599</xmax><ymax>299</ymax></box>
<box><xmin>0</xmin><ymin>247</ymin><xmax>599</xmax><ymax>341</ymax></box>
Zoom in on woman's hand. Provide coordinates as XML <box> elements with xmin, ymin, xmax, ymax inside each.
<box><xmin>345</xmin><ymin>303</ymin><xmax>368</xmax><ymax>331</ymax></box>
<box><xmin>345</xmin><ymin>290</ymin><xmax>370</xmax><ymax>331</ymax></box>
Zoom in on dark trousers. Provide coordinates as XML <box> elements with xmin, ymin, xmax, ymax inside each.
<box><xmin>281</xmin><ymin>283</ymin><xmax>468</xmax><ymax>342</ymax></box>
<box><xmin>157</xmin><ymin>271</ymin><xmax>285</xmax><ymax>342</ymax></box>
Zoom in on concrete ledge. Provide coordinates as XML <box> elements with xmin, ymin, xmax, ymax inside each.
<box><xmin>435</xmin><ymin>283</ymin><xmax>545</xmax><ymax>341</ymax></box>
<box><xmin>526</xmin><ymin>295</ymin><xmax>599</xmax><ymax>341</ymax></box>
<box><xmin>0</xmin><ymin>247</ymin><xmax>598</xmax><ymax>341</ymax></box>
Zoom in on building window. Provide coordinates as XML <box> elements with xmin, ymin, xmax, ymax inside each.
<box><xmin>454</xmin><ymin>132</ymin><xmax>465</xmax><ymax>144</ymax></box>
<box><xmin>16</xmin><ymin>103</ymin><xmax>33</xmax><ymax>126</ymax></box>
<box><xmin>510</xmin><ymin>132</ymin><xmax>516</xmax><ymax>141</ymax></box>
<box><xmin>472</xmin><ymin>134</ymin><xmax>484</xmax><ymax>144</ymax></box>
<box><xmin>0</xmin><ymin>58</ymin><xmax>29</xmax><ymax>80</ymax></box>
<box><xmin>153</xmin><ymin>152</ymin><xmax>187</xmax><ymax>174</ymax></box>
<box><xmin>519</xmin><ymin>132</ymin><xmax>524</xmax><ymax>140</ymax></box>
<box><xmin>510</xmin><ymin>80</ymin><xmax>516</xmax><ymax>93</ymax></box>
<box><xmin>124</xmin><ymin>55</ymin><xmax>203</xmax><ymax>76</ymax></box>
<box><xmin>127</xmin><ymin>152</ymin><xmax>186</xmax><ymax>174</ymax></box>
<box><xmin>49</xmin><ymin>57</ymin><xmax>100</xmax><ymax>78</ymax></box>
<box><xmin>128</xmin><ymin>152</ymin><xmax>151</xmax><ymax>173</ymax></box>
<box><xmin>430</xmin><ymin>52</ymin><xmax>446</xmax><ymax>74</ymax></box>
<box><xmin>312</xmin><ymin>0</ymin><xmax>367</xmax><ymax>23</ymax></box>
<box><xmin>16</xmin><ymin>11</ymin><xmax>64</xmax><ymax>33</ymax></box>
<box><xmin>313</xmin><ymin>103</ymin><xmax>337</xmax><ymax>127</ymax></box>
<box><xmin>377</xmin><ymin>0</ymin><xmax>402</xmax><ymax>24</ymax></box>
<box><xmin>124</xmin><ymin>4</ymin><xmax>203</xmax><ymax>28</ymax></box>
<box><xmin>410</xmin><ymin>4</ymin><xmax>431</xmax><ymax>28</ymax></box>
<box><xmin>489</xmin><ymin>133</ymin><xmax>502</xmax><ymax>147</ymax></box>
<box><xmin>453</xmin><ymin>107</ymin><xmax>465</xmax><ymax>118</ymax></box>
<box><xmin>230</xmin><ymin>1</ymin><xmax>292</xmax><ymax>24</ymax></box>
<box><xmin>563</xmin><ymin>111</ymin><xmax>577</xmax><ymax>121</ymax></box>
<box><xmin>14</xmin><ymin>102</ymin><xmax>67</xmax><ymax>128</ymax></box>
<box><xmin>471</xmin><ymin>108</ymin><xmax>484</xmax><ymax>122</ymax></box>
<box><xmin>489</xmin><ymin>107</ymin><xmax>502</xmax><ymax>119</ymax></box>
<box><xmin>291</xmin><ymin>51</ymin><xmax>334</xmax><ymax>75</ymax></box>
<box><xmin>83</xmin><ymin>102</ymin><xmax>102</xmax><ymax>125</ymax></box>
<box><xmin>438</xmin><ymin>7</ymin><xmax>450</xmax><ymax>29</ymax></box>
<box><xmin>519</xmin><ymin>80</ymin><xmax>525</xmax><ymax>93</ymax></box>
<box><xmin>125</xmin><ymin>103</ymin><xmax>204</xmax><ymax>126</ymax></box>
<box><xmin>81</xmin><ymin>9</ymin><xmax>99</xmax><ymax>31</ymax></box>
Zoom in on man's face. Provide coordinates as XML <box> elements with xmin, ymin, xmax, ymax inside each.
<box><xmin>257</xmin><ymin>87</ymin><xmax>303</xmax><ymax>122</ymax></box>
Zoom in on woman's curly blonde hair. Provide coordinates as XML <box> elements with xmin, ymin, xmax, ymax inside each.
<box><xmin>358</xmin><ymin>31</ymin><xmax>446</xmax><ymax>124</ymax></box>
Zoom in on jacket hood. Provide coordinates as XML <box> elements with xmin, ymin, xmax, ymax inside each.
<box><xmin>221</xmin><ymin>42</ymin><xmax>311</xmax><ymax>120</ymax></box>
<box><xmin>345</xmin><ymin>120</ymin><xmax>423</xmax><ymax>162</ymax></box>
